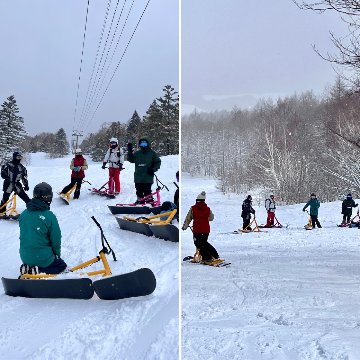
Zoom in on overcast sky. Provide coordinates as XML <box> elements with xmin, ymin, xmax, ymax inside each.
<box><xmin>0</xmin><ymin>0</ymin><xmax>178</xmax><ymax>138</ymax></box>
<box><xmin>182</xmin><ymin>0</ymin><xmax>348</xmax><ymax>113</ymax></box>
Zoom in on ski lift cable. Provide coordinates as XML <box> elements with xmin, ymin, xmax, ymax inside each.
<box><xmin>84</xmin><ymin>0</ymin><xmax>151</xmax><ymax>132</ymax></box>
<box><xmin>77</xmin><ymin>0</ymin><xmax>123</xmax><ymax>130</ymax></box>
<box><xmin>80</xmin><ymin>0</ymin><xmax>134</xmax><ymax>128</ymax></box>
<box><xmin>74</xmin><ymin>0</ymin><xmax>112</xmax><ymax>131</ymax></box>
<box><xmin>72</xmin><ymin>0</ymin><xmax>91</xmax><ymax>126</ymax></box>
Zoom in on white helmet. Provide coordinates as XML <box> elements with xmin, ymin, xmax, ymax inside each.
<box><xmin>110</xmin><ymin>138</ymin><xmax>118</xmax><ymax>144</ymax></box>
<box><xmin>75</xmin><ymin>148</ymin><xmax>82</xmax><ymax>154</ymax></box>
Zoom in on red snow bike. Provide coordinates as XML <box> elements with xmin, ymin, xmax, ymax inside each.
<box><xmin>90</xmin><ymin>165</ymin><xmax>124</xmax><ymax>199</ymax></box>
<box><xmin>338</xmin><ymin>209</ymin><xmax>360</xmax><ymax>228</ymax></box>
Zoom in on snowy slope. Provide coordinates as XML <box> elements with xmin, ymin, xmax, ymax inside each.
<box><xmin>0</xmin><ymin>153</ymin><xmax>179</xmax><ymax>360</ymax></box>
<box><xmin>181</xmin><ymin>173</ymin><xmax>360</xmax><ymax>360</ymax></box>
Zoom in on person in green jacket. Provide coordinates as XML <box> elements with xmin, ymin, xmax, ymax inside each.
<box><xmin>302</xmin><ymin>193</ymin><xmax>322</xmax><ymax>229</ymax></box>
<box><xmin>127</xmin><ymin>137</ymin><xmax>161</xmax><ymax>203</ymax></box>
<box><xmin>19</xmin><ymin>182</ymin><xmax>67</xmax><ymax>275</ymax></box>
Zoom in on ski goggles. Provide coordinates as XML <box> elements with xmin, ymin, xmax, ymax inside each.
<box><xmin>139</xmin><ymin>141</ymin><xmax>148</xmax><ymax>148</ymax></box>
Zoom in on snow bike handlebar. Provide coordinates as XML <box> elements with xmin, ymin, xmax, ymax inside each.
<box><xmin>91</xmin><ymin>216</ymin><xmax>117</xmax><ymax>261</ymax></box>
<box><xmin>173</xmin><ymin>182</ymin><xmax>179</xmax><ymax>189</ymax></box>
<box><xmin>155</xmin><ymin>174</ymin><xmax>169</xmax><ymax>192</ymax></box>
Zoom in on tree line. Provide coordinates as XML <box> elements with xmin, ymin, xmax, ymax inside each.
<box><xmin>0</xmin><ymin>84</ymin><xmax>178</xmax><ymax>163</ymax></box>
<box><xmin>182</xmin><ymin>78</ymin><xmax>360</xmax><ymax>204</ymax></box>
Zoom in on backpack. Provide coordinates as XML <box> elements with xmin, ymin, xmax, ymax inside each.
<box><xmin>160</xmin><ymin>201</ymin><xmax>177</xmax><ymax>221</ymax></box>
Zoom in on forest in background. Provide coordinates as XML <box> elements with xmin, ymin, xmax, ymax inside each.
<box><xmin>182</xmin><ymin>78</ymin><xmax>360</xmax><ymax>204</ymax></box>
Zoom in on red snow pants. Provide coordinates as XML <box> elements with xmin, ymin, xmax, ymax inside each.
<box><xmin>266</xmin><ymin>211</ymin><xmax>275</xmax><ymax>227</ymax></box>
<box><xmin>108</xmin><ymin>167</ymin><xmax>120</xmax><ymax>193</ymax></box>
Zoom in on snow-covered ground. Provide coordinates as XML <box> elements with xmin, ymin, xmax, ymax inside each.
<box><xmin>0</xmin><ymin>152</ymin><xmax>179</xmax><ymax>360</ymax></box>
<box><xmin>181</xmin><ymin>173</ymin><xmax>360</xmax><ymax>360</ymax></box>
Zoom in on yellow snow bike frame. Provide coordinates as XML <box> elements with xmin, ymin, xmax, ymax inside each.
<box><xmin>0</xmin><ymin>194</ymin><xmax>19</xmax><ymax>218</ymax></box>
<box><xmin>123</xmin><ymin>209</ymin><xmax>177</xmax><ymax>225</ymax></box>
<box><xmin>20</xmin><ymin>216</ymin><xmax>116</xmax><ymax>279</ymax></box>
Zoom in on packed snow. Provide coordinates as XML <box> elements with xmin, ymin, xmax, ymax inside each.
<box><xmin>0</xmin><ymin>152</ymin><xmax>179</xmax><ymax>360</ymax></box>
<box><xmin>181</xmin><ymin>173</ymin><xmax>360</xmax><ymax>360</ymax></box>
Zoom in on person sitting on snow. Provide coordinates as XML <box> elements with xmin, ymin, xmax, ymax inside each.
<box><xmin>264</xmin><ymin>194</ymin><xmax>276</xmax><ymax>227</ymax></box>
<box><xmin>302</xmin><ymin>193</ymin><xmax>322</xmax><ymax>229</ymax></box>
<box><xmin>60</xmin><ymin>148</ymin><xmax>88</xmax><ymax>199</ymax></box>
<box><xmin>341</xmin><ymin>193</ymin><xmax>358</xmax><ymax>225</ymax></box>
<box><xmin>19</xmin><ymin>182</ymin><xmax>67</xmax><ymax>275</ymax></box>
<box><xmin>0</xmin><ymin>151</ymin><xmax>30</xmax><ymax>211</ymax></box>
<box><xmin>127</xmin><ymin>137</ymin><xmax>161</xmax><ymax>204</ymax></box>
<box><xmin>182</xmin><ymin>191</ymin><xmax>219</xmax><ymax>262</ymax></box>
<box><xmin>241</xmin><ymin>195</ymin><xmax>255</xmax><ymax>230</ymax></box>
<box><xmin>102</xmin><ymin>138</ymin><xmax>124</xmax><ymax>195</ymax></box>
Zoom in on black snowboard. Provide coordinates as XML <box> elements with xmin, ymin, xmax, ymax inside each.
<box><xmin>150</xmin><ymin>224</ymin><xmax>179</xmax><ymax>242</ymax></box>
<box><xmin>182</xmin><ymin>256</ymin><xmax>231</xmax><ymax>267</ymax></box>
<box><xmin>92</xmin><ymin>268</ymin><xmax>156</xmax><ymax>300</ymax></box>
<box><xmin>1</xmin><ymin>277</ymin><xmax>94</xmax><ymax>299</ymax></box>
<box><xmin>115</xmin><ymin>217</ymin><xmax>153</xmax><ymax>236</ymax></box>
<box><xmin>108</xmin><ymin>205</ymin><xmax>152</xmax><ymax>215</ymax></box>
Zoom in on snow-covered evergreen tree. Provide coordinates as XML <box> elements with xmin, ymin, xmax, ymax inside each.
<box><xmin>49</xmin><ymin>128</ymin><xmax>69</xmax><ymax>158</ymax></box>
<box><xmin>126</xmin><ymin>110</ymin><xmax>142</xmax><ymax>144</ymax></box>
<box><xmin>0</xmin><ymin>95</ymin><xmax>27</xmax><ymax>163</ymax></box>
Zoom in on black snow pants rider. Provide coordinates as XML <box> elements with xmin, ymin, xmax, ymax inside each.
<box><xmin>193</xmin><ymin>233</ymin><xmax>219</xmax><ymax>262</ymax></box>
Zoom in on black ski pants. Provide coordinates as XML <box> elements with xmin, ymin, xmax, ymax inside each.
<box><xmin>38</xmin><ymin>257</ymin><xmax>67</xmax><ymax>274</ymax></box>
<box><xmin>1</xmin><ymin>186</ymin><xmax>30</xmax><ymax>208</ymax></box>
<box><xmin>193</xmin><ymin>233</ymin><xmax>219</xmax><ymax>261</ymax></box>
<box><xmin>61</xmin><ymin>177</ymin><xmax>83</xmax><ymax>199</ymax></box>
<box><xmin>242</xmin><ymin>213</ymin><xmax>251</xmax><ymax>230</ymax></box>
<box><xmin>342</xmin><ymin>214</ymin><xmax>351</xmax><ymax>223</ymax></box>
<box><xmin>135</xmin><ymin>183</ymin><xmax>152</xmax><ymax>199</ymax></box>
<box><xmin>310</xmin><ymin>215</ymin><xmax>322</xmax><ymax>228</ymax></box>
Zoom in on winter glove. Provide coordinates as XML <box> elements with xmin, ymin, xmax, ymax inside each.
<box><xmin>23</xmin><ymin>184</ymin><xmax>29</xmax><ymax>191</ymax></box>
<box><xmin>355</xmin><ymin>203</ymin><xmax>359</xmax><ymax>207</ymax></box>
<box><xmin>118</xmin><ymin>162</ymin><xmax>123</xmax><ymax>170</ymax></box>
<box><xmin>302</xmin><ymin>208</ymin><xmax>305</xmax><ymax>212</ymax></box>
<box><xmin>127</xmin><ymin>143</ymin><xmax>133</xmax><ymax>153</ymax></box>
<box><xmin>147</xmin><ymin>168</ymin><xmax>155</xmax><ymax>176</ymax></box>
<box><xmin>102</xmin><ymin>162</ymin><xmax>106</xmax><ymax>169</ymax></box>
<box><xmin>182</xmin><ymin>225</ymin><xmax>187</xmax><ymax>231</ymax></box>
<box><xmin>73</xmin><ymin>166</ymin><xmax>81</xmax><ymax>172</ymax></box>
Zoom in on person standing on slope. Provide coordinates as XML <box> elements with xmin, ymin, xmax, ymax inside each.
<box><xmin>182</xmin><ymin>191</ymin><xmax>219</xmax><ymax>262</ymax></box>
<box><xmin>0</xmin><ymin>151</ymin><xmax>30</xmax><ymax>210</ymax></box>
<box><xmin>102</xmin><ymin>138</ymin><xmax>124</xmax><ymax>195</ymax></box>
<box><xmin>19</xmin><ymin>182</ymin><xmax>67</xmax><ymax>275</ymax></box>
<box><xmin>127</xmin><ymin>137</ymin><xmax>161</xmax><ymax>203</ymax></box>
<box><xmin>264</xmin><ymin>194</ymin><xmax>276</xmax><ymax>227</ymax></box>
<box><xmin>60</xmin><ymin>148</ymin><xmax>88</xmax><ymax>199</ymax></box>
<box><xmin>302</xmin><ymin>193</ymin><xmax>322</xmax><ymax>229</ymax></box>
<box><xmin>341</xmin><ymin>193</ymin><xmax>358</xmax><ymax>225</ymax></box>
<box><xmin>241</xmin><ymin>195</ymin><xmax>255</xmax><ymax>230</ymax></box>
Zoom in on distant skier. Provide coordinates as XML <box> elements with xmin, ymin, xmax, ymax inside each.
<box><xmin>60</xmin><ymin>148</ymin><xmax>88</xmax><ymax>199</ymax></box>
<box><xmin>102</xmin><ymin>138</ymin><xmax>124</xmax><ymax>195</ymax></box>
<box><xmin>264</xmin><ymin>194</ymin><xmax>276</xmax><ymax>227</ymax></box>
<box><xmin>341</xmin><ymin>193</ymin><xmax>358</xmax><ymax>225</ymax></box>
<box><xmin>241</xmin><ymin>195</ymin><xmax>255</xmax><ymax>230</ymax></box>
<box><xmin>182</xmin><ymin>191</ymin><xmax>219</xmax><ymax>262</ymax></box>
<box><xmin>0</xmin><ymin>151</ymin><xmax>30</xmax><ymax>210</ymax></box>
<box><xmin>127</xmin><ymin>138</ymin><xmax>161</xmax><ymax>203</ymax></box>
<box><xmin>302</xmin><ymin>193</ymin><xmax>322</xmax><ymax>229</ymax></box>
<box><xmin>19</xmin><ymin>182</ymin><xmax>67</xmax><ymax>275</ymax></box>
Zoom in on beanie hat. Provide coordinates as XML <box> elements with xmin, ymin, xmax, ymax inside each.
<box><xmin>196</xmin><ymin>191</ymin><xmax>206</xmax><ymax>201</ymax></box>
<box><xmin>13</xmin><ymin>151</ymin><xmax>22</xmax><ymax>159</ymax></box>
<box><xmin>311</xmin><ymin>193</ymin><xmax>316</xmax><ymax>197</ymax></box>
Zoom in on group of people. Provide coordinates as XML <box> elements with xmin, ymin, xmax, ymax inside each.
<box><xmin>1</xmin><ymin>136</ymin><xmax>173</xmax><ymax>276</ymax></box>
<box><xmin>182</xmin><ymin>191</ymin><xmax>359</xmax><ymax>263</ymax></box>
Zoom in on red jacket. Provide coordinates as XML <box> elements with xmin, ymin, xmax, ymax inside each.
<box><xmin>71</xmin><ymin>156</ymin><xmax>87</xmax><ymax>178</ymax></box>
<box><xmin>192</xmin><ymin>202</ymin><xmax>211</xmax><ymax>233</ymax></box>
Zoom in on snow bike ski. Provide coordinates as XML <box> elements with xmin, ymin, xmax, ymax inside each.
<box><xmin>0</xmin><ymin>194</ymin><xmax>20</xmax><ymax>220</ymax></box>
<box><xmin>182</xmin><ymin>255</ymin><xmax>231</xmax><ymax>267</ymax></box>
<box><xmin>89</xmin><ymin>166</ymin><xmax>120</xmax><ymax>199</ymax></box>
<box><xmin>115</xmin><ymin>209</ymin><xmax>179</xmax><ymax>242</ymax></box>
<box><xmin>337</xmin><ymin>210</ymin><xmax>360</xmax><ymax>228</ymax></box>
<box><xmin>108</xmin><ymin>187</ymin><xmax>165</xmax><ymax>215</ymax></box>
<box><xmin>2</xmin><ymin>216</ymin><xmax>156</xmax><ymax>300</ymax></box>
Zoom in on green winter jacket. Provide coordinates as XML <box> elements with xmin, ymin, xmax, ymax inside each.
<box><xmin>127</xmin><ymin>138</ymin><xmax>161</xmax><ymax>184</ymax></box>
<box><xmin>19</xmin><ymin>198</ymin><xmax>62</xmax><ymax>267</ymax></box>
<box><xmin>303</xmin><ymin>198</ymin><xmax>320</xmax><ymax>216</ymax></box>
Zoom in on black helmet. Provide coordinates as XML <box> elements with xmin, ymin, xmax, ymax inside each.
<box><xmin>33</xmin><ymin>182</ymin><xmax>53</xmax><ymax>205</ymax></box>
<box><xmin>247</xmin><ymin>195</ymin><xmax>252</xmax><ymax>201</ymax></box>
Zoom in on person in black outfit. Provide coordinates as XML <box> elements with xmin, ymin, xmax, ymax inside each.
<box><xmin>174</xmin><ymin>171</ymin><xmax>179</xmax><ymax>219</ymax></box>
<box><xmin>0</xmin><ymin>151</ymin><xmax>30</xmax><ymax>210</ymax></box>
<box><xmin>241</xmin><ymin>195</ymin><xmax>255</xmax><ymax>230</ymax></box>
<box><xmin>341</xmin><ymin>193</ymin><xmax>358</xmax><ymax>224</ymax></box>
